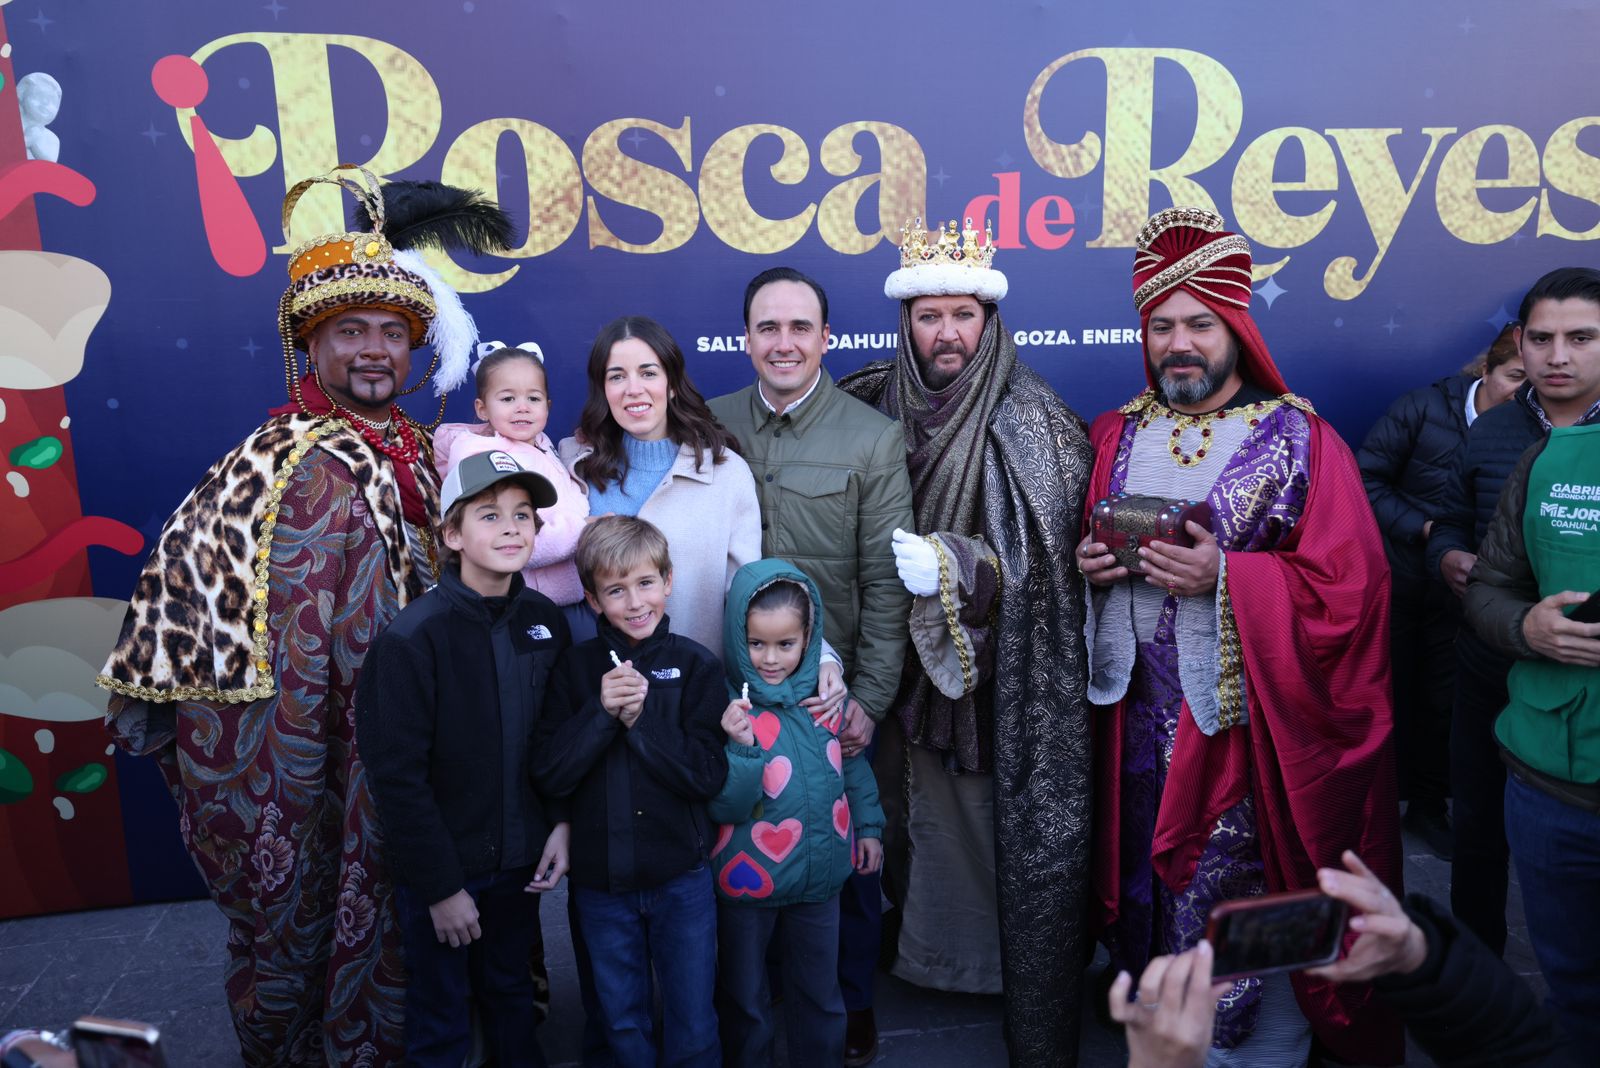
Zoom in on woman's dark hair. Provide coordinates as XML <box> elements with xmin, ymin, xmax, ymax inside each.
<box><xmin>1463</xmin><ymin>321</ymin><xmax>1522</xmax><ymax>377</ymax></box>
<box><xmin>474</xmin><ymin>346</ymin><xmax>547</xmax><ymax>400</ymax></box>
<box><xmin>747</xmin><ymin>579</ymin><xmax>812</xmax><ymax>634</ymax></box>
<box><xmin>575</xmin><ymin>316</ymin><xmax>741</xmax><ymax>492</ymax></box>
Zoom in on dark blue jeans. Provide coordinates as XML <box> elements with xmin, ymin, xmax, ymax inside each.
<box><xmin>1505</xmin><ymin>773</ymin><xmax>1600</xmax><ymax>1050</ymax></box>
<box><xmin>394</xmin><ymin>866</ymin><xmax>546</xmax><ymax>1068</ymax></box>
<box><xmin>572</xmin><ymin>864</ymin><xmax>720</xmax><ymax>1068</ymax></box>
<box><xmin>717</xmin><ymin>897</ymin><xmax>845</xmax><ymax>1067</ymax></box>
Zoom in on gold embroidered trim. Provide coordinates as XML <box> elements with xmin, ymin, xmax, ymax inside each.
<box><xmin>926</xmin><ymin>534</ymin><xmax>973</xmax><ymax>695</ymax></box>
<box><xmin>1119</xmin><ymin>390</ymin><xmax>1308</xmax><ymax>421</ymax></box>
<box><xmin>1216</xmin><ymin>563</ymin><xmax>1245</xmax><ymax>730</ymax></box>
<box><xmin>288</xmin><ymin>231</ymin><xmax>394</xmax><ymax>264</ymax></box>
<box><xmin>1134</xmin><ymin>234</ymin><xmax>1252</xmax><ymax>311</ymax></box>
<box><xmin>95</xmin><ymin>675</ymin><xmax>279</xmax><ymax>704</ymax></box>
<box><xmin>1136</xmin><ymin>206</ymin><xmax>1226</xmax><ymax>250</ymax></box>
<box><xmin>95</xmin><ymin>417</ymin><xmax>348</xmax><ymax>705</ymax></box>
<box><xmin>1119</xmin><ymin>389</ymin><xmax>1158</xmax><ymax>415</ymax></box>
<box><xmin>290</xmin><ymin>278</ymin><xmax>436</xmax><ymax>316</ymax></box>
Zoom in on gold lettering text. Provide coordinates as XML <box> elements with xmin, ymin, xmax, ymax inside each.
<box><xmin>1435</xmin><ymin>125</ymin><xmax>1540</xmax><ymax>244</ymax></box>
<box><xmin>584</xmin><ymin>118</ymin><xmax>699</xmax><ymax>254</ymax></box>
<box><xmin>1538</xmin><ymin>117</ymin><xmax>1600</xmax><ymax>239</ymax></box>
<box><xmin>699</xmin><ymin>124</ymin><xmax>815</xmax><ymax>254</ymax></box>
<box><xmin>817</xmin><ymin>122</ymin><xmax>927</xmax><ymax>254</ymax></box>
<box><xmin>1323</xmin><ymin>127</ymin><xmax>1455</xmax><ymax>300</ymax></box>
<box><xmin>1024</xmin><ymin>47</ymin><xmax>1243</xmax><ymax>247</ymax></box>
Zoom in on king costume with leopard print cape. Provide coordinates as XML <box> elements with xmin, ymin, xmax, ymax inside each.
<box><xmin>95</xmin><ymin>165</ymin><xmax>509</xmax><ymax>1068</ymax></box>
<box><xmin>97</xmin><ymin>410</ymin><xmax>437</xmax><ymax>704</ymax></box>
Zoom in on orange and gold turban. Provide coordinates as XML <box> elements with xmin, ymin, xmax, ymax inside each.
<box><xmin>1131</xmin><ymin>207</ymin><xmax>1288</xmax><ymax>396</ymax></box>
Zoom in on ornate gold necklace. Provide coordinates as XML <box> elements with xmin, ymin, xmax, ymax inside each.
<box><xmin>1139</xmin><ymin>398</ymin><xmax>1275</xmax><ymax>467</ymax></box>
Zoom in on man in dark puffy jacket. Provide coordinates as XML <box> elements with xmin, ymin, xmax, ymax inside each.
<box><xmin>1427</xmin><ymin>266</ymin><xmax>1600</xmax><ymax>957</ymax></box>
<box><xmin>1358</xmin><ymin>326</ymin><xmax>1525</xmax><ymax>858</ymax></box>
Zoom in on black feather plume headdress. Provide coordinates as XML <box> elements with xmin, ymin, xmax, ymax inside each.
<box><xmin>350</xmin><ymin>179</ymin><xmax>519</xmax><ymax>255</ymax></box>
<box><xmin>279</xmin><ymin>165</ymin><xmax>518</xmax><ymax>411</ymax></box>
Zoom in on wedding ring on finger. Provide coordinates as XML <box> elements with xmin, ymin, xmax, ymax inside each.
<box><xmin>1139</xmin><ymin>1000</ymin><xmax>1160</xmax><ymax>1011</ymax></box>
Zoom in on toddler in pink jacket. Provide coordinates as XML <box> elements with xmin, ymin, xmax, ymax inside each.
<box><xmin>435</xmin><ymin>343</ymin><xmax>589</xmax><ymax>606</ymax></box>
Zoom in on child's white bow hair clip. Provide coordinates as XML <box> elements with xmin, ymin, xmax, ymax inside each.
<box><xmin>474</xmin><ymin>340</ymin><xmax>544</xmax><ymax>365</ymax></box>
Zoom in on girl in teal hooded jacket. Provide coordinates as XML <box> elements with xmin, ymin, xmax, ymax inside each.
<box><xmin>708</xmin><ymin>558</ymin><xmax>883</xmax><ymax>1066</ymax></box>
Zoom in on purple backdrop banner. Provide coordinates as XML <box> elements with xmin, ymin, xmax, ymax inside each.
<box><xmin>2</xmin><ymin>0</ymin><xmax>1597</xmax><ymax>915</ymax></box>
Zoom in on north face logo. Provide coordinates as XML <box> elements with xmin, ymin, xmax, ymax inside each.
<box><xmin>526</xmin><ymin>624</ymin><xmax>553</xmax><ymax>641</ymax></box>
<box><xmin>651</xmin><ymin>667</ymin><xmax>682</xmax><ymax>681</ymax></box>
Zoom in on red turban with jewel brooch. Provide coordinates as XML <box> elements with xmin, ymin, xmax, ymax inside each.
<box><xmin>1132</xmin><ymin>207</ymin><xmax>1289</xmax><ymax>396</ymax></box>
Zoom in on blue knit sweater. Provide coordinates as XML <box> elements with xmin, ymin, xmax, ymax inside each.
<box><xmin>584</xmin><ymin>434</ymin><xmax>678</xmax><ymax>517</ymax></box>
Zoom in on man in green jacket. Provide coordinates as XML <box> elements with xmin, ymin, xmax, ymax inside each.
<box><xmin>1463</xmin><ymin>266</ymin><xmax>1600</xmax><ymax>1052</ymax></box>
<box><xmin>709</xmin><ymin>266</ymin><xmax>914</xmax><ymax>1066</ymax></box>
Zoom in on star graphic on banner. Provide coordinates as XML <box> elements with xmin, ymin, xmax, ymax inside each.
<box><xmin>264</xmin><ymin>0</ymin><xmax>288</xmax><ymax>19</ymax></box>
<box><xmin>241</xmin><ymin>338</ymin><xmax>262</xmax><ymax>359</ymax></box>
<box><xmin>1382</xmin><ymin>316</ymin><xmax>1402</xmax><ymax>336</ymax></box>
<box><xmin>28</xmin><ymin>8</ymin><xmax>53</xmax><ymax>32</ymax></box>
<box><xmin>625</xmin><ymin>128</ymin><xmax>646</xmax><ymax>150</ymax></box>
<box><xmin>995</xmin><ymin>150</ymin><xmax>1013</xmax><ymax>168</ymax></box>
<box><xmin>140</xmin><ymin>122</ymin><xmax>167</xmax><ymax>145</ymax></box>
<box><xmin>1255</xmin><ymin>276</ymin><xmax>1288</xmax><ymax>309</ymax></box>
<box><xmin>1458</xmin><ymin>15</ymin><xmax>1476</xmax><ymax>33</ymax></box>
<box><xmin>1485</xmin><ymin>304</ymin><xmax>1513</xmax><ymax>330</ymax></box>
<box><xmin>932</xmin><ymin>166</ymin><xmax>950</xmax><ymax>188</ymax></box>
<box><xmin>1511</xmin><ymin>230</ymin><xmax>1528</xmax><ymax>246</ymax></box>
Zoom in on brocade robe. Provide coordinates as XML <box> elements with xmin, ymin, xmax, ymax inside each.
<box><xmin>1086</xmin><ymin>389</ymin><xmax>1404</xmax><ymax>1066</ymax></box>
<box><xmin>98</xmin><ymin>414</ymin><xmax>438</xmax><ymax>1067</ymax></box>
<box><xmin>840</xmin><ymin>361</ymin><xmax>1094</xmax><ymax>1068</ymax></box>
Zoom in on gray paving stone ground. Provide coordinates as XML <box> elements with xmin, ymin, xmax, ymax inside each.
<box><xmin>0</xmin><ymin>822</ymin><xmax>1546</xmax><ymax>1066</ymax></box>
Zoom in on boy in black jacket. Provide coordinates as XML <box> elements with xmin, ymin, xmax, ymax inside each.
<box><xmin>357</xmin><ymin>450</ymin><xmax>571</xmax><ymax>1068</ymax></box>
<box><xmin>531</xmin><ymin>515</ymin><xmax>728</xmax><ymax>1068</ymax></box>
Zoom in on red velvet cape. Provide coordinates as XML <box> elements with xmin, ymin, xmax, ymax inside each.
<box><xmin>1086</xmin><ymin>405</ymin><xmax>1404</xmax><ymax>1065</ymax></box>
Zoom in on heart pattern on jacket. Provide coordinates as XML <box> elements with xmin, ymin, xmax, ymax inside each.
<box><xmin>751</xmin><ymin>818</ymin><xmax>803</xmax><ymax>863</ymax></box>
<box><xmin>762</xmin><ymin>755</ymin><xmax>792</xmax><ymax>799</ymax></box>
<box><xmin>719</xmin><ymin>851</ymin><xmax>774</xmax><ymax>898</ymax></box>
<box><xmin>825</xmin><ymin>737</ymin><xmax>842</xmax><ymax>777</ymax></box>
<box><xmin>832</xmin><ymin>796</ymin><xmax>851</xmax><ymax>838</ymax></box>
<box><xmin>751</xmin><ymin>711</ymin><xmax>781</xmax><ymax>750</ymax></box>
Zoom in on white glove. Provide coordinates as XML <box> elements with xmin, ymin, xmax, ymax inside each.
<box><xmin>891</xmin><ymin>528</ymin><xmax>940</xmax><ymax>597</ymax></box>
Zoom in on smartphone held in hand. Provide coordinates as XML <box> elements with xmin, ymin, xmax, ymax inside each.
<box><xmin>1568</xmin><ymin>587</ymin><xmax>1600</xmax><ymax>624</ymax></box>
<box><xmin>1204</xmin><ymin>889</ymin><xmax>1349</xmax><ymax>982</ymax></box>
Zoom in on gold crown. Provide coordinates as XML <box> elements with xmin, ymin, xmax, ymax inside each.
<box><xmin>898</xmin><ymin>217</ymin><xmax>996</xmax><ymax>271</ymax></box>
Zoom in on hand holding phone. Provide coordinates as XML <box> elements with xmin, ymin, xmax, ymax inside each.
<box><xmin>1107</xmin><ymin>940</ymin><xmax>1230</xmax><ymax>1068</ymax></box>
<box><xmin>1204</xmin><ymin>888</ymin><xmax>1348</xmax><ymax>982</ymax></box>
<box><xmin>1307</xmin><ymin>850</ymin><xmax>1428</xmax><ymax>983</ymax></box>
<box><xmin>1568</xmin><ymin>587</ymin><xmax>1600</xmax><ymax>624</ymax></box>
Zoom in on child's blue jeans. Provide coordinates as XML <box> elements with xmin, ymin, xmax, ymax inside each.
<box><xmin>571</xmin><ymin>863</ymin><xmax>720</xmax><ymax>1067</ymax></box>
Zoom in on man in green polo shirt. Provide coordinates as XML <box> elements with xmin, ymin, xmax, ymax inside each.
<box><xmin>1464</xmin><ymin>265</ymin><xmax>1600</xmax><ymax>1051</ymax></box>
